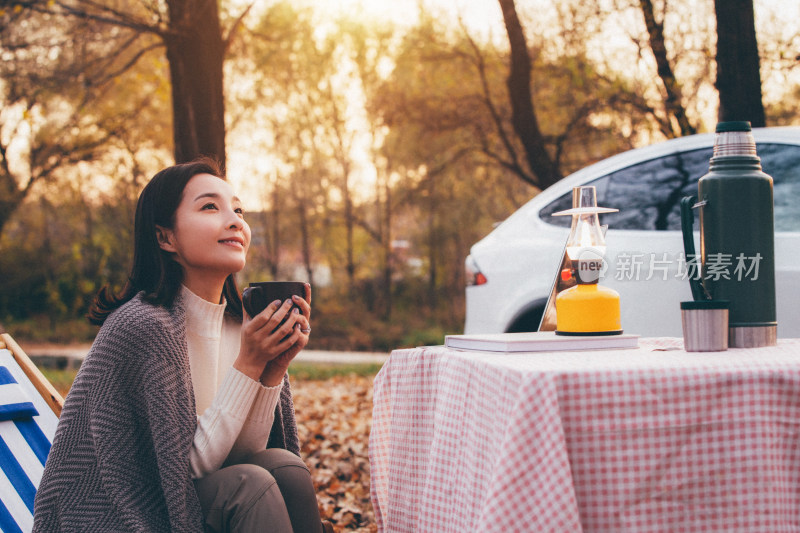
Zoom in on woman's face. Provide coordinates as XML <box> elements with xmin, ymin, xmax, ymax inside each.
<box><xmin>157</xmin><ymin>173</ymin><xmax>251</xmax><ymax>286</ymax></box>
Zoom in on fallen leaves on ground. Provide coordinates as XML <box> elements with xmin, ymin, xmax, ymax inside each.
<box><xmin>291</xmin><ymin>374</ymin><xmax>377</xmax><ymax>533</ymax></box>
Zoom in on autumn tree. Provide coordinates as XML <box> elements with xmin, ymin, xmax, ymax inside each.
<box><xmin>496</xmin><ymin>0</ymin><xmax>562</xmax><ymax>188</ymax></box>
<box><xmin>369</xmin><ymin>16</ymin><xmax>531</xmax><ymax>310</ymax></box>
<box><xmin>228</xmin><ymin>3</ymin><xmax>335</xmax><ymax>288</ymax></box>
<box><xmin>637</xmin><ymin>0</ymin><xmax>697</xmax><ymax>136</ymax></box>
<box><xmin>0</xmin><ymin>0</ymin><xmax>241</xmax><ymax>239</ymax></box>
<box><xmin>379</xmin><ymin>3</ymin><xmax>657</xmax><ymax>194</ymax></box>
<box><xmin>629</xmin><ymin>0</ymin><xmax>766</xmax><ymax>131</ymax></box>
<box><xmin>345</xmin><ymin>21</ymin><xmax>404</xmax><ymax>318</ymax></box>
<box><xmin>35</xmin><ymin>0</ymin><xmax>234</xmax><ymax>164</ymax></box>
<box><xmin>0</xmin><ymin>169</ymin><xmax>143</xmax><ymax>323</ymax></box>
<box><xmin>231</xmin><ymin>5</ymin><xmax>406</xmax><ymax>313</ymax></box>
<box><xmin>0</xmin><ymin>8</ymin><xmax>172</xmax><ymax>237</ymax></box>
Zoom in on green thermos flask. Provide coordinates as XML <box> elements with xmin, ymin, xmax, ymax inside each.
<box><xmin>681</xmin><ymin>121</ymin><xmax>777</xmax><ymax>347</ymax></box>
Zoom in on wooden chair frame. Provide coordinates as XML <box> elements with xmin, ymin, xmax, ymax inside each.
<box><xmin>0</xmin><ymin>334</ymin><xmax>64</xmax><ymax>417</ymax></box>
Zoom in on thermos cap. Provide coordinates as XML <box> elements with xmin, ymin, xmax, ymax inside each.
<box><xmin>716</xmin><ymin>121</ymin><xmax>752</xmax><ymax>133</ymax></box>
<box><xmin>713</xmin><ymin>122</ymin><xmax>757</xmax><ymax>158</ymax></box>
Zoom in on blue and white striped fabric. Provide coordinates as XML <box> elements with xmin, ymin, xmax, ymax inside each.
<box><xmin>0</xmin><ymin>350</ymin><xmax>58</xmax><ymax>533</ymax></box>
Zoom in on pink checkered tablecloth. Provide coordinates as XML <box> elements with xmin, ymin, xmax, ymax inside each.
<box><xmin>369</xmin><ymin>338</ymin><xmax>800</xmax><ymax>532</ymax></box>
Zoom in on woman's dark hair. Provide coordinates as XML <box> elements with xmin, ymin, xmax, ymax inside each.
<box><xmin>88</xmin><ymin>157</ymin><xmax>244</xmax><ymax>325</ymax></box>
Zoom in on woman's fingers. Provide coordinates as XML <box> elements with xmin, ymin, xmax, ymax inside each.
<box><xmin>243</xmin><ymin>298</ymin><xmax>282</xmax><ymax>325</ymax></box>
<box><xmin>249</xmin><ymin>299</ymin><xmax>294</xmax><ymax>332</ymax></box>
<box><xmin>240</xmin><ymin>287</ymin><xmax>311</xmax><ymax>377</ymax></box>
<box><xmin>273</xmin><ymin>308</ymin><xmax>301</xmax><ymax>339</ymax></box>
<box><xmin>297</xmin><ymin>315</ymin><xmax>310</xmax><ymax>331</ymax></box>
<box><xmin>272</xmin><ymin>323</ymin><xmax>303</xmax><ymax>354</ymax></box>
<box><xmin>291</xmin><ymin>295</ymin><xmax>311</xmax><ymax>321</ymax></box>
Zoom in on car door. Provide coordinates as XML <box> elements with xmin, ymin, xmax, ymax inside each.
<box><xmin>764</xmin><ymin>142</ymin><xmax>800</xmax><ymax>335</ymax></box>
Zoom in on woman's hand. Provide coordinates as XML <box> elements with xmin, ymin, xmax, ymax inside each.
<box><xmin>260</xmin><ymin>284</ymin><xmax>311</xmax><ymax>386</ymax></box>
<box><xmin>233</xmin><ymin>284</ymin><xmax>311</xmax><ymax>386</ymax></box>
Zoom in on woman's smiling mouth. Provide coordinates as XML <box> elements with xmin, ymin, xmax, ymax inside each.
<box><xmin>219</xmin><ymin>237</ymin><xmax>244</xmax><ymax>247</ymax></box>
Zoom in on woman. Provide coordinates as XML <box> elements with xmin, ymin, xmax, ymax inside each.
<box><xmin>34</xmin><ymin>159</ymin><xmax>331</xmax><ymax>532</ymax></box>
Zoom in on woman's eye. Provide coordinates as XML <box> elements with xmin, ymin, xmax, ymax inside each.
<box><xmin>202</xmin><ymin>203</ymin><xmax>218</xmax><ymax>210</ymax></box>
<box><xmin>235</xmin><ymin>207</ymin><xmax>245</xmax><ymax>215</ymax></box>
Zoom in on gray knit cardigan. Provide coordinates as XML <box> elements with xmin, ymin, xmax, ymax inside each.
<box><xmin>32</xmin><ymin>292</ymin><xmax>299</xmax><ymax>532</ymax></box>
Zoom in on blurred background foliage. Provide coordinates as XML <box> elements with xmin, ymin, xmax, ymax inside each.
<box><xmin>0</xmin><ymin>0</ymin><xmax>798</xmax><ymax>350</ymax></box>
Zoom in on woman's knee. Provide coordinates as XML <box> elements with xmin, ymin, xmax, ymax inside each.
<box><xmin>195</xmin><ymin>464</ymin><xmax>295</xmax><ymax>532</ymax></box>
<box><xmin>246</xmin><ymin>449</ymin><xmax>316</xmax><ymax>507</ymax></box>
<box><xmin>244</xmin><ymin>450</ymin><xmax>321</xmax><ymax>533</ymax></box>
<box><xmin>224</xmin><ymin>463</ymin><xmax>279</xmax><ymax>503</ymax></box>
<box><xmin>247</xmin><ymin>448</ymin><xmax>310</xmax><ymax>474</ymax></box>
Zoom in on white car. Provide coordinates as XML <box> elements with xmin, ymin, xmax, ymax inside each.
<box><xmin>464</xmin><ymin>127</ymin><xmax>800</xmax><ymax>337</ymax></box>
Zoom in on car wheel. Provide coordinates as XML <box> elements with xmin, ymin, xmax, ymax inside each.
<box><xmin>506</xmin><ymin>302</ymin><xmax>546</xmax><ymax>333</ymax></box>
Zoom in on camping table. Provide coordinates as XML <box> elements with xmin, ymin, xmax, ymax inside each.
<box><xmin>369</xmin><ymin>338</ymin><xmax>800</xmax><ymax>532</ymax></box>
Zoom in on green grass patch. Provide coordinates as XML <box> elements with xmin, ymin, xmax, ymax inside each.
<box><xmin>4</xmin><ymin>317</ymin><xmax>98</xmax><ymax>344</ymax></box>
<box><xmin>40</xmin><ymin>368</ymin><xmax>80</xmax><ymax>397</ymax></box>
<box><xmin>289</xmin><ymin>362</ymin><xmax>384</xmax><ymax>381</ymax></box>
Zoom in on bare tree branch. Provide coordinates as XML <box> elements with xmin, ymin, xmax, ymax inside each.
<box><xmin>459</xmin><ymin>18</ymin><xmax>537</xmax><ymax>188</ymax></box>
<box><xmin>92</xmin><ymin>42</ymin><xmax>163</xmax><ymax>86</ymax></box>
<box><xmin>47</xmin><ymin>0</ymin><xmax>166</xmax><ymax>37</ymax></box>
<box><xmin>638</xmin><ymin>0</ymin><xmax>696</xmax><ymax>136</ymax></box>
<box><xmin>224</xmin><ymin>3</ymin><xmax>254</xmax><ymax>52</ymax></box>
<box><xmin>497</xmin><ymin>0</ymin><xmax>562</xmax><ymax>189</ymax></box>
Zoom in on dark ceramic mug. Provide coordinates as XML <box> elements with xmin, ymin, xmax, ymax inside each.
<box><xmin>242</xmin><ymin>281</ymin><xmax>306</xmax><ymax>318</ymax></box>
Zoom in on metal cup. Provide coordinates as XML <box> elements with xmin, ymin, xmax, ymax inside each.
<box><xmin>681</xmin><ymin>300</ymin><xmax>729</xmax><ymax>352</ymax></box>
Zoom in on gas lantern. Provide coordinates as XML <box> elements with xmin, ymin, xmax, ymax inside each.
<box><xmin>553</xmin><ymin>186</ymin><xmax>622</xmax><ymax>335</ymax></box>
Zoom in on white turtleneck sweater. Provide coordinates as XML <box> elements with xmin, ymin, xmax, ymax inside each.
<box><xmin>181</xmin><ymin>285</ymin><xmax>283</xmax><ymax>479</ymax></box>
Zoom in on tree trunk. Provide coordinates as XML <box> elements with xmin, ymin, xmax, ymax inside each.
<box><xmin>638</xmin><ymin>0</ymin><xmax>696</xmax><ymax>137</ymax></box>
<box><xmin>331</xmin><ymin>102</ymin><xmax>356</xmax><ymax>292</ymax></box>
<box><xmin>299</xmin><ymin>199</ymin><xmax>314</xmax><ymax>286</ymax></box>
<box><xmin>165</xmin><ymin>0</ymin><xmax>227</xmax><ymax>166</ymax></box>
<box><xmin>261</xmin><ymin>184</ymin><xmax>281</xmax><ymax>279</ymax></box>
<box><xmin>293</xmin><ymin>177</ymin><xmax>314</xmax><ymax>287</ymax></box>
<box><xmin>426</xmin><ymin>175</ymin><xmax>438</xmax><ymax>308</ymax></box>
<box><xmin>380</xmin><ymin>176</ymin><xmax>393</xmax><ymax>320</ymax></box>
<box><xmin>714</xmin><ymin>0</ymin><xmax>766</xmax><ymax>126</ymax></box>
<box><xmin>0</xmin><ymin>188</ymin><xmax>24</xmax><ymax>239</ymax></box>
<box><xmin>344</xmin><ymin>180</ymin><xmax>356</xmax><ymax>291</ymax></box>
<box><xmin>497</xmin><ymin>0</ymin><xmax>562</xmax><ymax>189</ymax></box>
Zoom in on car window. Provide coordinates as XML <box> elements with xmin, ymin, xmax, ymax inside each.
<box><xmin>540</xmin><ymin>148</ymin><xmax>711</xmax><ymax>230</ymax></box>
<box><xmin>540</xmin><ymin>143</ymin><xmax>800</xmax><ymax>232</ymax></box>
<box><xmin>762</xmin><ymin>144</ymin><xmax>800</xmax><ymax>232</ymax></box>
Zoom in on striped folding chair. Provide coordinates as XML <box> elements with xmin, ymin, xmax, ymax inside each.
<box><xmin>0</xmin><ymin>334</ymin><xmax>63</xmax><ymax>533</ymax></box>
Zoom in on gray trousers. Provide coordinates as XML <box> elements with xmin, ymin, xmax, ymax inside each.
<box><xmin>194</xmin><ymin>448</ymin><xmax>322</xmax><ymax>533</ymax></box>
